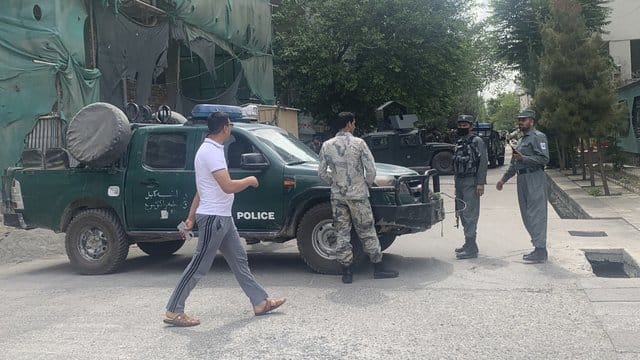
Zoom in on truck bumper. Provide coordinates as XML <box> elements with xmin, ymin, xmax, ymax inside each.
<box><xmin>370</xmin><ymin>170</ymin><xmax>445</xmax><ymax>234</ymax></box>
<box><xmin>2</xmin><ymin>213</ymin><xmax>28</xmax><ymax>229</ymax></box>
<box><xmin>373</xmin><ymin>197</ymin><xmax>444</xmax><ymax>233</ymax></box>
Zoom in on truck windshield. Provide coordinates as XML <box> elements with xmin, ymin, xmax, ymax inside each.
<box><xmin>252</xmin><ymin>128</ymin><xmax>319</xmax><ymax>164</ymax></box>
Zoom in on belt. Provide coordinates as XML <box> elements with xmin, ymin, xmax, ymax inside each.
<box><xmin>517</xmin><ymin>167</ymin><xmax>543</xmax><ymax>175</ymax></box>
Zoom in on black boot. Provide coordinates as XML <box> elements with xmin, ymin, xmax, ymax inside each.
<box><xmin>341</xmin><ymin>265</ymin><xmax>353</xmax><ymax>284</ymax></box>
<box><xmin>523</xmin><ymin>247</ymin><xmax>548</xmax><ymax>263</ymax></box>
<box><xmin>456</xmin><ymin>243</ymin><xmax>478</xmax><ymax>259</ymax></box>
<box><xmin>373</xmin><ymin>262</ymin><xmax>399</xmax><ymax>279</ymax></box>
<box><xmin>454</xmin><ymin>243</ymin><xmax>468</xmax><ymax>253</ymax></box>
<box><xmin>455</xmin><ymin>238</ymin><xmax>475</xmax><ymax>253</ymax></box>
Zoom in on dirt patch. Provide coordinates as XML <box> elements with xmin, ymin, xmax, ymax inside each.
<box><xmin>0</xmin><ymin>221</ymin><xmax>66</xmax><ymax>265</ymax></box>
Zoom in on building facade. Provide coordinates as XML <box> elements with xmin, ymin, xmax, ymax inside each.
<box><xmin>603</xmin><ymin>0</ymin><xmax>640</xmax><ymax>82</ymax></box>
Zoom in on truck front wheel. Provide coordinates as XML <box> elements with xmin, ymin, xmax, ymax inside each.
<box><xmin>137</xmin><ymin>240</ymin><xmax>185</xmax><ymax>257</ymax></box>
<box><xmin>65</xmin><ymin>209</ymin><xmax>129</xmax><ymax>275</ymax></box>
<box><xmin>296</xmin><ymin>203</ymin><xmax>366</xmax><ymax>274</ymax></box>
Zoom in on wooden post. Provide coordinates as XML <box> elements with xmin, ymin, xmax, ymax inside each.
<box><xmin>597</xmin><ymin>141</ymin><xmax>611</xmax><ymax>196</ymax></box>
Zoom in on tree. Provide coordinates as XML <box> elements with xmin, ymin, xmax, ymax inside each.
<box><xmin>535</xmin><ymin>0</ymin><xmax>625</xmax><ymax>195</ymax></box>
<box><xmin>487</xmin><ymin>92</ymin><xmax>521</xmax><ymax>130</ymax></box>
<box><xmin>272</xmin><ymin>0</ymin><xmax>482</xmax><ymax>130</ymax></box>
<box><xmin>490</xmin><ymin>0</ymin><xmax>611</xmax><ymax>96</ymax></box>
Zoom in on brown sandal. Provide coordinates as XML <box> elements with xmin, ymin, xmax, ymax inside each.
<box><xmin>254</xmin><ymin>298</ymin><xmax>286</xmax><ymax>316</ymax></box>
<box><xmin>163</xmin><ymin>313</ymin><xmax>201</xmax><ymax>327</ymax></box>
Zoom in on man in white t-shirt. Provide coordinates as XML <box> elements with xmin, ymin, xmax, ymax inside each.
<box><xmin>164</xmin><ymin>112</ymin><xmax>286</xmax><ymax>327</ymax></box>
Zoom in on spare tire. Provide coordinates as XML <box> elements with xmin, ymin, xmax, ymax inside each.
<box><xmin>67</xmin><ymin>102</ymin><xmax>132</xmax><ymax>168</ymax></box>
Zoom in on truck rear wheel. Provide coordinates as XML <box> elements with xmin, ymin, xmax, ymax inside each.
<box><xmin>137</xmin><ymin>240</ymin><xmax>185</xmax><ymax>257</ymax></box>
<box><xmin>431</xmin><ymin>151</ymin><xmax>454</xmax><ymax>174</ymax></box>
<box><xmin>65</xmin><ymin>209</ymin><xmax>129</xmax><ymax>275</ymax></box>
<box><xmin>296</xmin><ymin>203</ymin><xmax>366</xmax><ymax>274</ymax></box>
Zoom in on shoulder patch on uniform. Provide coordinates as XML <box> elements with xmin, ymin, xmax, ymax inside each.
<box><xmin>540</xmin><ymin>142</ymin><xmax>547</xmax><ymax>150</ymax></box>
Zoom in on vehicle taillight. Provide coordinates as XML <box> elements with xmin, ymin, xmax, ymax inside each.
<box><xmin>10</xmin><ymin>179</ymin><xmax>24</xmax><ymax>210</ymax></box>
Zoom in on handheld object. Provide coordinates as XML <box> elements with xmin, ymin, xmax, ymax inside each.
<box><xmin>177</xmin><ymin>221</ymin><xmax>194</xmax><ymax>241</ymax></box>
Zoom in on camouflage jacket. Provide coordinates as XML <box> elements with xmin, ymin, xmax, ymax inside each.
<box><xmin>318</xmin><ymin>131</ymin><xmax>376</xmax><ymax>200</ymax></box>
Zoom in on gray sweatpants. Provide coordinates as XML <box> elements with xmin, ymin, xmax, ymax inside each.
<box><xmin>517</xmin><ymin>171</ymin><xmax>548</xmax><ymax>248</ymax></box>
<box><xmin>166</xmin><ymin>214</ymin><xmax>268</xmax><ymax>313</ymax></box>
<box><xmin>455</xmin><ymin>177</ymin><xmax>480</xmax><ymax>242</ymax></box>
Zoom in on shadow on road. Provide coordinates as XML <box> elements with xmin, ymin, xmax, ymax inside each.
<box><xmin>15</xmin><ymin>251</ymin><xmax>457</xmax><ymax>291</ymax></box>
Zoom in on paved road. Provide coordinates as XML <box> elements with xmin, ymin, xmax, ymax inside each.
<box><xmin>1</xmin><ymin>163</ymin><xmax>639</xmax><ymax>359</ymax></box>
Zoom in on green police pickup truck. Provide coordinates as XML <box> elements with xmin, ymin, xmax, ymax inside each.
<box><xmin>2</xmin><ymin>121</ymin><xmax>444</xmax><ymax>275</ymax></box>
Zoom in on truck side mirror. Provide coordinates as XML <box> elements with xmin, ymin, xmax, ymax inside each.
<box><xmin>240</xmin><ymin>153</ymin><xmax>269</xmax><ymax>170</ymax></box>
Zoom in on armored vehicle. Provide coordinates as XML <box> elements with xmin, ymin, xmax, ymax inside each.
<box><xmin>362</xmin><ymin>101</ymin><xmax>455</xmax><ymax>174</ymax></box>
<box><xmin>473</xmin><ymin>122</ymin><xmax>505</xmax><ymax>167</ymax></box>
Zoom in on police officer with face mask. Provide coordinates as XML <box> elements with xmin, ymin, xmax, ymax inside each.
<box><xmin>453</xmin><ymin>115</ymin><xmax>488</xmax><ymax>259</ymax></box>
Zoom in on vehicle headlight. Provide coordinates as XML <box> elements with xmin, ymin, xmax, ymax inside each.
<box><xmin>374</xmin><ymin>175</ymin><xmax>396</xmax><ymax>187</ymax></box>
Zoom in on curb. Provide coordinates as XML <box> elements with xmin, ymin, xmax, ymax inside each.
<box><xmin>546</xmin><ymin>172</ymin><xmax>591</xmax><ymax>219</ymax></box>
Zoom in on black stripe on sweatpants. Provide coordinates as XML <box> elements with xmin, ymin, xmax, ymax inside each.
<box><xmin>167</xmin><ymin>215</ymin><xmax>216</xmax><ymax>312</ymax></box>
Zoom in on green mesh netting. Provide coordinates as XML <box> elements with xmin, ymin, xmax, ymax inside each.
<box><xmin>169</xmin><ymin>0</ymin><xmax>272</xmax><ymax>55</ymax></box>
<box><xmin>183</xmin><ymin>25</ymin><xmax>274</xmax><ymax>103</ymax></box>
<box><xmin>0</xmin><ymin>0</ymin><xmax>100</xmax><ymax>172</ymax></box>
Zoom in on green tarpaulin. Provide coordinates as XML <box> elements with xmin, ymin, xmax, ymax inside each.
<box><xmin>169</xmin><ymin>0</ymin><xmax>272</xmax><ymax>55</ymax></box>
<box><xmin>0</xmin><ymin>0</ymin><xmax>100</xmax><ymax>173</ymax></box>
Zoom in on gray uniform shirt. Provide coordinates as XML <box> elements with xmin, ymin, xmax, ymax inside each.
<box><xmin>501</xmin><ymin>128</ymin><xmax>550</xmax><ymax>183</ymax></box>
<box><xmin>318</xmin><ymin>131</ymin><xmax>376</xmax><ymax>200</ymax></box>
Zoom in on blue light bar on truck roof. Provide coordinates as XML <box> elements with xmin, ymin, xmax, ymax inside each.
<box><xmin>190</xmin><ymin>104</ymin><xmax>245</xmax><ymax>121</ymax></box>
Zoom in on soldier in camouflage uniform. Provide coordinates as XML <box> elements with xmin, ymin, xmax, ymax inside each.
<box><xmin>496</xmin><ymin>110</ymin><xmax>550</xmax><ymax>263</ymax></box>
<box><xmin>318</xmin><ymin>112</ymin><xmax>399</xmax><ymax>283</ymax></box>
<box><xmin>453</xmin><ymin>115</ymin><xmax>488</xmax><ymax>259</ymax></box>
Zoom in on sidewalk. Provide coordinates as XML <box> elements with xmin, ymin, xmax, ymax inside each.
<box><xmin>547</xmin><ymin>168</ymin><xmax>640</xmax><ymax>355</ymax></box>
<box><xmin>547</xmin><ymin>168</ymin><xmax>640</xmax><ymax>229</ymax></box>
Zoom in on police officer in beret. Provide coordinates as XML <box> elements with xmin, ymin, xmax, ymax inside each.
<box><xmin>496</xmin><ymin>110</ymin><xmax>550</xmax><ymax>263</ymax></box>
<box><xmin>453</xmin><ymin>115</ymin><xmax>488</xmax><ymax>259</ymax></box>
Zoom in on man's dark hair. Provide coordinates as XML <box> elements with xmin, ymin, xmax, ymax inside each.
<box><xmin>207</xmin><ymin>112</ymin><xmax>230</xmax><ymax>134</ymax></box>
<box><xmin>336</xmin><ymin>112</ymin><xmax>355</xmax><ymax>130</ymax></box>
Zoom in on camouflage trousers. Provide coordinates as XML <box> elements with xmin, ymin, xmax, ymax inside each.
<box><xmin>331</xmin><ymin>198</ymin><xmax>382</xmax><ymax>266</ymax></box>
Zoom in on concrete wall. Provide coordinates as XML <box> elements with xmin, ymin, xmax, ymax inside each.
<box><xmin>603</xmin><ymin>0</ymin><xmax>640</xmax><ymax>81</ymax></box>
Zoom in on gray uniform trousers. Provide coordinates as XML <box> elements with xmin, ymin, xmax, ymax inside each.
<box><xmin>455</xmin><ymin>176</ymin><xmax>480</xmax><ymax>241</ymax></box>
<box><xmin>166</xmin><ymin>214</ymin><xmax>268</xmax><ymax>313</ymax></box>
<box><xmin>332</xmin><ymin>198</ymin><xmax>383</xmax><ymax>266</ymax></box>
<box><xmin>517</xmin><ymin>171</ymin><xmax>548</xmax><ymax>248</ymax></box>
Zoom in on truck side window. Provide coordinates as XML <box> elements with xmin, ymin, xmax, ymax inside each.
<box><xmin>370</xmin><ymin>136</ymin><xmax>389</xmax><ymax>150</ymax></box>
<box><xmin>226</xmin><ymin>136</ymin><xmax>255</xmax><ymax>168</ymax></box>
<box><xmin>399</xmin><ymin>133</ymin><xmax>419</xmax><ymax>147</ymax></box>
<box><xmin>144</xmin><ymin>133</ymin><xmax>187</xmax><ymax>169</ymax></box>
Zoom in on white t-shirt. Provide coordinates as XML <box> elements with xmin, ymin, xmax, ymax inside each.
<box><xmin>194</xmin><ymin>138</ymin><xmax>234</xmax><ymax>216</ymax></box>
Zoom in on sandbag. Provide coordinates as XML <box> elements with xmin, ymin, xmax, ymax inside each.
<box><xmin>66</xmin><ymin>102</ymin><xmax>132</xmax><ymax>168</ymax></box>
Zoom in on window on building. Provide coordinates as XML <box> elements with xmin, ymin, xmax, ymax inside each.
<box><xmin>632</xmin><ymin>97</ymin><xmax>640</xmax><ymax>138</ymax></box>
<box><xmin>619</xmin><ymin>100</ymin><xmax>630</xmax><ymax>137</ymax></box>
<box><xmin>631</xmin><ymin>40</ymin><xmax>640</xmax><ymax>78</ymax></box>
<box><xmin>144</xmin><ymin>133</ymin><xmax>187</xmax><ymax>169</ymax></box>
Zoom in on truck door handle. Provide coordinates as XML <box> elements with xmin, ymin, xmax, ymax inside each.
<box><xmin>140</xmin><ymin>179</ymin><xmax>159</xmax><ymax>187</ymax></box>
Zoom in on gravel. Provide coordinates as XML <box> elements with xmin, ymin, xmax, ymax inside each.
<box><xmin>0</xmin><ymin>221</ymin><xmax>66</xmax><ymax>265</ymax></box>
